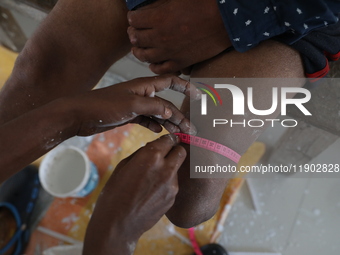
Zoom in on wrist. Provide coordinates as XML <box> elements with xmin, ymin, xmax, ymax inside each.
<box><xmin>109</xmin><ymin>224</ymin><xmax>139</xmax><ymax>255</ymax></box>
<box><xmin>83</xmin><ymin>219</ymin><xmax>140</xmax><ymax>255</ymax></box>
<box><xmin>45</xmin><ymin>97</ymin><xmax>82</xmax><ymax>140</ymax></box>
<box><xmin>0</xmin><ymin>96</ymin><xmax>81</xmax><ymax>180</ymax></box>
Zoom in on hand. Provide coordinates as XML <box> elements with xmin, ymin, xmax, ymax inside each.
<box><xmin>127</xmin><ymin>0</ymin><xmax>231</xmax><ymax>74</ymax></box>
<box><xmin>68</xmin><ymin>75</ymin><xmax>200</xmax><ymax>136</ymax></box>
<box><xmin>83</xmin><ymin>134</ymin><xmax>186</xmax><ymax>255</ymax></box>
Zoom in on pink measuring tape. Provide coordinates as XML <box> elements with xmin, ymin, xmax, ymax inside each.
<box><xmin>188</xmin><ymin>227</ymin><xmax>203</xmax><ymax>255</ymax></box>
<box><xmin>175</xmin><ymin>133</ymin><xmax>241</xmax><ymax>164</ymax></box>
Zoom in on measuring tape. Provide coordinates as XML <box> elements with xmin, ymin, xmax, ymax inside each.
<box><xmin>188</xmin><ymin>227</ymin><xmax>203</xmax><ymax>255</ymax></box>
<box><xmin>175</xmin><ymin>133</ymin><xmax>241</xmax><ymax>164</ymax></box>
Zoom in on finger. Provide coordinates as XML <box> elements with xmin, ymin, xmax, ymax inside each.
<box><xmin>128</xmin><ymin>27</ymin><xmax>157</xmax><ymax>48</ymax></box>
<box><xmin>136</xmin><ymin>134</ymin><xmax>180</xmax><ymax>159</ymax></box>
<box><xmin>115</xmin><ymin>157</ymin><xmax>130</xmax><ymax>168</ymax></box>
<box><xmin>132</xmin><ymin>75</ymin><xmax>201</xmax><ymax>101</ymax></box>
<box><xmin>128</xmin><ymin>10</ymin><xmax>154</xmax><ymax>29</ymax></box>
<box><xmin>131</xmin><ymin>46</ymin><xmax>168</xmax><ymax>63</ymax></box>
<box><xmin>149</xmin><ymin>61</ymin><xmax>179</xmax><ymax>74</ymax></box>
<box><xmin>161</xmin><ymin>145</ymin><xmax>186</xmax><ymax>194</ymax></box>
<box><xmin>114</xmin><ymin>146</ymin><xmax>144</xmax><ymax>173</ymax></box>
<box><xmin>151</xmin><ymin>117</ymin><xmax>181</xmax><ymax>134</ymax></box>
<box><xmin>180</xmin><ymin>66</ymin><xmax>193</xmax><ymax>76</ymax></box>
<box><xmin>152</xmin><ymin>134</ymin><xmax>180</xmax><ymax>152</ymax></box>
<box><xmin>150</xmin><ymin>62</ymin><xmax>196</xmax><ymax>76</ymax></box>
<box><xmin>131</xmin><ymin>116</ymin><xmax>163</xmax><ymax>133</ymax></box>
<box><xmin>162</xmin><ymin>121</ymin><xmax>181</xmax><ymax>134</ymax></box>
<box><xmin>165</xmin><ymin>145</ymin><xmax>187</xmax><ymax>175</ymax></box>
<box><xmin>114</xmin><ymin>155</ymin><xmax>132</xmax><ymax>174</ymax></box>
<box><xmin>136</xmin><ymin>96</ymin><xmax>197</xmax><ymax>135</ymax></box>
<box><xmin>128</xmin><ymin>0</ymin><xmax>170</xmax><ymax>25</ymax></box>
<box><xmin>133</xmin><ymin>95</ymin><xmax>172</xmax><ymax>119</ymax></box>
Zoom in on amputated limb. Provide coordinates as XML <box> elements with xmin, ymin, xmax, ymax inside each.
<box><xmin>166</xmin><ymin>40</ymin><xmax>305</xmax><ymax>228</ymax></box>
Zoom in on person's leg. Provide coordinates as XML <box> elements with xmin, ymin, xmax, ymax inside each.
<box><xmin>166</xmin><ymin>40</ymin><xmax>305</xmax><ymax>227</ymax></box>
<box><xmin>0</xmin><ymin>0</ymin><xmax>130</xmax><ymax>126</ymax></box>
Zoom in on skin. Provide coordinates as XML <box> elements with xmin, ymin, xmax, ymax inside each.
<box><xmin>126</xmin><ymin>5</ymin><xmax>306</xmax><ymax>228</ymax></box>
<box><xmin>166</xmin><ymin>40</ymin><xmax>306</xmax><ymax>227</ymax></box>
<box><xmin>83</xmin><ymin>134</ymin><xmax>186</xmax><ymax>255</ymax></box>
<box><xmin>127</xmin><ymin>0</ymin><xmax>231</xmax><ymax>74</ymax></box>
<box><xmin>0</xmin><ymin>133</ymin><xmax>186</xmax><ymax>255</ymax></box>
<box><xmin>0</xmin><ymin>0</ymin><xmax>201</xmax><ymax>180</ymax></box>
<box><xmin>0</xmin><ymin>75</ymin><xmax>199</xmax><ymax>183</ymax></box>
<box><xmin>0</xmin><ymin>0</ymin><xmax>130</xmax><ymax>125</ymax></box>
<box><xmin>0</xmin><ymin>0</ymin><xmax>308</xmax><ymax>249</ymax></box>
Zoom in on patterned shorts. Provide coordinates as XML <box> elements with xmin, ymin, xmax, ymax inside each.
<box><xmin>129</xmin><ymin>0</ymin><xmax>340</xmax><ymax>82</ymax></box>
<box><xmin>281</xmin><ymin>20</ymin><xmax>340</xmax><ymax>82</ymax></box>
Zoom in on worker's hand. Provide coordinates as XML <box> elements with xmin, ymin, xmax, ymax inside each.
<box><xmin>127</xmin><ymin>0</ymin><xmax>231</xmax><ymax>74</ymax></box>
<box><xmin>69</xmin><ymin>75</ymin><xmax>200</xmax><ymax>136</ymax></box>
<box><xmin>83</xmin><ymin>134</ymin><xmax>186</xmax><ymax>255</ymax></box>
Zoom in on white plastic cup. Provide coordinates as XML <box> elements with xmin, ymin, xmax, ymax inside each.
<box><xmin>39</xmin><ymin>146</ymin><xmax>99</xmax><ymax>198</ymax></box>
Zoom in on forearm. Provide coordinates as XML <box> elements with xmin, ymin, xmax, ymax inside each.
<box><xmin>83</xmin><ymin>174</ymin><xmax>141</xmax><ymax>255</ymax></box>
<box><xmin>0</xmin><ymin>0</ymin><xmax>130</xmax><ymax>125</ymax></box>
<box><xmin>0</xmin><ymin>98</ymin><xmax>78</xmax><ymax>183</ymax></box>
<box><xmin>83</xmin><ymin>227</ymin><xmax>138</xmax><ymax>255</ymax></box>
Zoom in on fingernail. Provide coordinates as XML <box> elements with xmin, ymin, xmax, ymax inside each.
<box><xmin>168</xmin><ymin>126</ymin><xmax>180</xmax><ymax>134</ymax></box>
<box><xmin>187</xmin><ymin>122</ymin><xmax>197</xmax><ymax>135</ymax></box>
<box><xmin>187</xmin><ymin>128</ymin><xmax>197</xmax><ymax>136</ymax></box>
<box><xmin>164</xmin><ymin>107</ymin><xmax>172</xmax><ymax>118</ymax></box>
<box><xmin>195</xmin><ymin>88</ymin><xmax>202</xmax><ymax>100</ymax></box>
<box><xmin>175</xmin><ymin>134</ymin><xmax>181</xmax><ymax>143</ymax></box>
<box><xmin>130</xmin><ymin>36</ymin><xmax>137</xmax><ymax>44</ymax></box>
<box><xmin>172</xmin><ymin>134</ymin><xmax>180</xmax><ymax>144</ymax></box>
<box><xmin>182</xmin><ymin>121</ymin><xmax>197</xmax><ymax>135</ymax></box>
<box><xmin>178</xmin><ymin>150</ymin><xmax>185</xmax><ymax>158</ymax></box>
<box><xmin>153</xmin><ymin>114</ymin><xmax>164</xmax><ymax>119</ymax></box>
<box><xmin>190</xmin><ymin>88</ymin><xmax>202</xmax><ymax>102</ymax></box>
